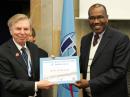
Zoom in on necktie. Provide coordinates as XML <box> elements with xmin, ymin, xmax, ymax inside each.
<box><xmin>93</xmin><ymin>33</ymin><xmax>99</xmax><ymax>46</ymax></box>
<box><xmin>21</xmin><ymin>47</ymin><xmax>31</xmax><ymax>77</ymax></box>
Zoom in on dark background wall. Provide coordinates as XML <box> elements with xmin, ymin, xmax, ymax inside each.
<box><xmin>0</xmin><ymin>0</ymin><xmax>30</xmax><ymax>45</ymax></box>
<box><xmin>0</xmin><ymin>0</ymin><xmax>30</xmax><ymax>96</ymax></box>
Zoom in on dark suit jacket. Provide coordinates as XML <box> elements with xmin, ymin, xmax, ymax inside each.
<box><xmin>0</xmin><ymin>39</ymin><xmax>48</xmax><ymax>97</ymax></box>
<box><xmin>80</xmin><ymin>26</ymin><xmax>130</xmax><ymax>97</ymax></box>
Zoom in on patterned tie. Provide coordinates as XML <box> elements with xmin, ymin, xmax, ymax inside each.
<box><xmin>93</xmin><ymin>33</ymin><xmax>99</xmax><ymax>46</ymax></box>
<box><xmin>21</xmin><ymin>47</ymin><xmax>31</xmax><ymax>77</ymax></box>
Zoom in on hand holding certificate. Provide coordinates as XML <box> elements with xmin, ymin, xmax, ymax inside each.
<box><xmin>40</xmin><ymin>56</ymin><xmax>80</xmax><ymax>84</ymax></box>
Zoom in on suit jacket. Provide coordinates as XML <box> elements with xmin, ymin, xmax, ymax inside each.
<box><xmin>0</xmin><ymin>39</ymin><xmax>48</xmax><ymax>97</ymax></box>
<box><xmin>80</xmin><ymin>26</ymin><xmax>130</xmax><ymax>97</ymax></box>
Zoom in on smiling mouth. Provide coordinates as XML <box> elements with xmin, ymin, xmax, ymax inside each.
<box><xmin>94</xmin><ymin>26</ymin><xmax>101</xmax><ymax>29</ymax></box>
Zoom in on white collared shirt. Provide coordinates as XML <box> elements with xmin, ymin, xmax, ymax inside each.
<box><xmin>87</xmin><ymin>32</ymin><xmax>104</xmax><ymax>80</ymax></box>
<box><xmin>13</xmin><ymin>39</ymin><xmax>32</xmax><ymax>76</ymax></box>
<box><xmin>86</xmin><ymin>32</ymin><xmax>104</xmax><ymax>96</ymax></box>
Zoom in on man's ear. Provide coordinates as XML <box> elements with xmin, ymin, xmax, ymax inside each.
<box><xmin>10</xmin><ymin>31</ymin><xmax>13</xmax><ymax>35</ymax></box>
<box><xmin>9</xmin><ymin>28</ymin><xmax>13</xmax><ymax>35</ymax></box>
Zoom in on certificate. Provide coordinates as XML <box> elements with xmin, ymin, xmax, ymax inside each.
<box><xmin>40</xmin><ymin>56</ymin><xmax>80</xmax><ymax>84</ymax></box>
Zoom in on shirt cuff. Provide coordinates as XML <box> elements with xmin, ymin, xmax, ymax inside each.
<box><xmin>34</xmin><ymin>82</ymin><xmax>38</xmax><ymax>96</ymax></box>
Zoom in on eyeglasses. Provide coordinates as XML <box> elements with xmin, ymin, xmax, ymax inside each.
<box><xmin>89</xmin><ymin>15</ymin><xmax>105</xmax><ymax>21</ymax></box>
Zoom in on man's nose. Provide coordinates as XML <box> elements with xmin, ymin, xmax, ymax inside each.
<box><xmin>20</xmin><ymin>29</ymin><xmax>26</xmax><ymax>34</ymax></box>
<box><xmin>93</xmin><ymin>18</ymin><xmax>100</xmax><ymax>23</ymax></box>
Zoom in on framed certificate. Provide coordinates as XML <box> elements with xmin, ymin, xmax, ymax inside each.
<box><xmin>40</xmin><ymin>56</ymin><xmax>80</xmax><ymax>84</ymax></box>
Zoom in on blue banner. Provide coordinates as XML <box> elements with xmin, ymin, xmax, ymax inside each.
<box><xmin>57</xmin><ymin>0</ymin><xmax>79</xmax><ymax>97</ymax></box>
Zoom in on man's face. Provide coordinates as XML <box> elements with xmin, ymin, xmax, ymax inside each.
<box><xmin>10</xmin><ymin>19</ymin><xmax>31</xmax><ymax>46</ymax></box>
<box><xmin>88</xmin><ymin>7</ymin><xmax>108</xmax><ymax>33</ymax></box>
<box><xmin>28</xmin><ymin>34</ymin><xmax>36</xmax><ymax>43</ymax></box>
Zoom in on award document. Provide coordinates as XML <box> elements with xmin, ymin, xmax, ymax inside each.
<box><xmin>40</xmin><ymin>56</ymin><xmax>80</xmax><ymax>84</ymax></box>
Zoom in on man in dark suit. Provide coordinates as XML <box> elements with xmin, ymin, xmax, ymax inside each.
<box><xmin>28</xmin><ymin>28</ymin><xmax>48</xmax><ymax>57</ymax></box>
<box><xmin>0</xmin><ymin>14</ymin><xmax>53</xmax><ymax>97</ymax></box>
<box><xmin>75</xmin><ymin>3</ymin><xmax>130</xmax><ymax>97</ymax></box>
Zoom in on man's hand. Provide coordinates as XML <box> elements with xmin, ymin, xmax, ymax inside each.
<box><xmin>74</xmin><ymin>79</ymin><xmax>89</xmax><ymax>89</ymax></box>
<box><xmin>37</xmin><ymin>80</ymin><xmax>53</xmax><ymax>89</ymax></box>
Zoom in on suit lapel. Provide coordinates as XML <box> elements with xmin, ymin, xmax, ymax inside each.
<box><xmin>85</xmin><ymin>33</ymin><xmax>93</xmax><ymax>62</ymax></box>
<box><xmin>92</xmin><ymin>27</ymin><xmax>112</xmax><ymax>64</ymax></box>
<box><xmin>8</xmin><ymin>39</ymin><xmax>28</xmax><ymax>72</ymax></box>
<box><xmin>27</xmin><ymin>42</ymin><xmax>38</xmax><ymax>79</ymax></box>
<box><xmin>82</xmin><ymin>33</ymin><xmax>93</xmax><ymax>78</ymax></box>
